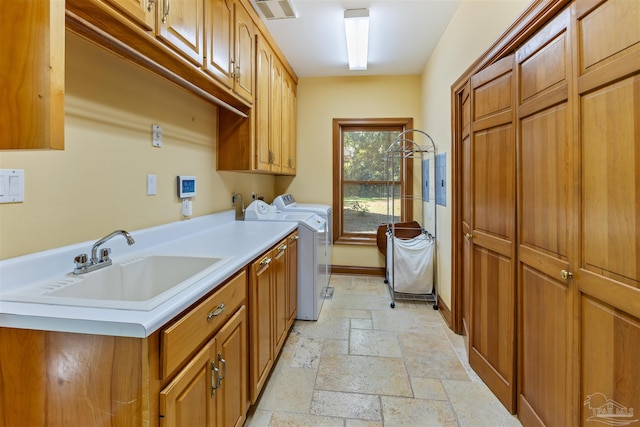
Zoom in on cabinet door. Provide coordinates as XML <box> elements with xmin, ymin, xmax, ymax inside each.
<box><xmin>516</xmin><ymin>9</ymin><xmax>574</xmax><ymax>427</ymax></box>
<box><xmin>1</xmin><ymin>0</ymin><xmax>64</xmax><ymax>149</ymax></box>
<box><xmin>281</xmin><ymin>74</ymin><xmax>296</xmax><ymax>175</ymax></box>
<box><xmin>233</xmin><ymin>1</ymin><xmax>255</xmax><ymax>103</ymax></box>
<box><xmin>156</xmin><ymin>0</ymin><xmax>203</xmax><ymax>66</ymax></box>
<box><xmin>216</xmin><ymin>306</ymin><xmax>248</xmax><ymax>427</ymax></box>
<box><xmin>273</xmin><ymin>240</ymin><xmax>288</xmax><ymax>355</ymax></box>
<box><xmin>160</xmin><ymin>339</ymin><xmax>216</xmax><ymax>427</ymax></box>
<box><xmin>255</xmin><ymin>36</ymin><xmax>272</xmax><ymax>172</ymax></box>
<box><xmin>575</xmin><ymin>1</ymin><xmax>640</xmax><ymax>424</ymax></box>
<box><xmin>287</xmin><ymin>233</ymin><xmax>299</xmax><ymax>328</ymax></box>
<box><xmin>102</xmin><ymin>0</ymin><xmax>155</xmax><ymax>30</ymax></box>
<box><xmin>270</xmin><ymin>59</ymin><xmax>284</xmax><ymax>173</ymax></box>
<box><xmin>204</xmin><ymin>0</ymin><xmax>234</xmax><ymax>87</ymax></box>
<box><xmin>249</xmin><ymin>252</ymin><xmax>274</xmax><ymax>403</ymax></box>
<box><xmin>469</xmin><ymin>54</ymin><xmax>516</xmax><ymax>413</ymax></box>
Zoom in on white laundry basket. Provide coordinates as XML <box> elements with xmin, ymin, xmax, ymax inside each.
<box><xmin>386</xmin><ymin>233</ymin><xmax>434</xmax><ymax>294</ymax></box>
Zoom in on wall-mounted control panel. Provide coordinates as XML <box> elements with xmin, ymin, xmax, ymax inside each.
<box><xmin>435</xmin><ymin>153</ymin><xmax>446</xmax><ymax>207</ymax></box>
<box><xmin>177</xmin><ymin>176</ymin><xmax>196</xmax><ymax>199</ymax></box>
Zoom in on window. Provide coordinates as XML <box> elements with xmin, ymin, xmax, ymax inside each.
<box><xmin>332</xmin><ymin>118</ymin><xmax>413</xmax><ymax>245</ymax></box>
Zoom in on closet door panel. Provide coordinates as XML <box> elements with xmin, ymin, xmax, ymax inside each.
<box><xmin>473</xmin><ymin>125</ymin><xmax>515</xmax><ymax>242</ymax></box>
<box><xmin>516</xmin><ymin>9</ymin><xmax>574</xmax><ymax>425</ymax></box>
<box><xmin>520</xmin><ymin>267</ymin><xmax>569</xmax><ymax>427</ymax></box>
<box><xmin>469</xmin><ymin>54</ymin><xmax>516</xmax><ymax>413</ymax></box>
<box><xmin>461</xmin><ymin>83</ymin><xmax>472</xmax><ymax>347</ymax></box>
<box><xmin>581</xmin><ymin>77</ymin><xmax>640</xmax><ymax>287</ymax></box>
<box><xmin>520</xmin><ymin>105</ymin><xmax>570</xmax><ymax>260</ymax></box>
<box><xmin>576</xmin><ymin>1</ymin><xmax>640</xmax><ymax>424</ymax></box>
<box><xmin>576</xmin><ymin>0</ymin><xmax>640</xmax><ymax>74</ymax></box>
<box><xmin>580</xmin><ymin>297</ymin><xmax>640</xmax><ymax>426</ymax></box>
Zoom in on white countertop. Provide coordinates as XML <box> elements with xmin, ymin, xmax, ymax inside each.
<box><xmin>0</xmin><ymin>211</ymin><xmax>297</xmax><ymax>338</ymax></box>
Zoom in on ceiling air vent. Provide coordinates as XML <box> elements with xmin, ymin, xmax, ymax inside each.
<box><xmin>254</xmin><ymin>0</ymin><xmax>298</xmax><ymax>20</ymax></box>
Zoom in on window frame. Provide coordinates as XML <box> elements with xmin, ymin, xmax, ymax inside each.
<box><xmin>332</xmin><ymin>117</ymin><xmax>414</xmax><ymax>245</ymax></box>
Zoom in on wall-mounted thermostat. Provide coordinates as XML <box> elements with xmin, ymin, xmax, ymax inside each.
<box><xmin>177</xmin><ymin>176</ymin><xmax>196</xmax><ymax>199</ymax></box>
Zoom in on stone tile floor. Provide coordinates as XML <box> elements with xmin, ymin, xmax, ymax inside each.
<box><xmin>245</xmin><ymin>274</ymin><xmax>522</xmax><ymax>426</ymax></box>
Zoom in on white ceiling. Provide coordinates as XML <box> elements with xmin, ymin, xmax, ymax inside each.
<box><xmin>255</xmin><ymin>0</ymin><xmax>463</xmax><ymax>78</ymax></box>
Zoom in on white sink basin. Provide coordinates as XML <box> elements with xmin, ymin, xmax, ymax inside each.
<box><xmin>3</xmin><ymin>255</ymin><xmax>232</xmax><ymax>311</ymax></box>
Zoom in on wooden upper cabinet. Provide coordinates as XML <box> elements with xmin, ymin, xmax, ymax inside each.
<box><xmin>281</xmin><ymin>73</ymin><xmax>297</xmax><ymax>175</ymax></box>
<box><xmin>218</xmin><ymin>31</ymin><xmax>297</xmax><ymax>175</ymax></box>
<box><xmin>270</xmin><ymin>59</ymin><xmax>284</xmax><ymax>173</ymax></box>
<box><xmin>234</xmin><ymin>1</ymin><xmax>255</xmax><ymax>103</ymax></box>
<box><xmin>102</xmin><ymin>0</ymin><xmax>155</xmax><ymax>30</ymax></box>
<box><xmin>1</xmin><ymin>0</ymin><xmax>64</xmax><ymax>150</ymax></box>
<box><xmin>204</xmin><ymin>0</ymin><xmax>254</xmax><ymax>103</ymax></box>
<box><xmin>204</xmin><ymin>0</ymin><xmax>235</xmax><ymax>87</ymax></box>
<box><xmin>156</xmin><ymin>0</ymin><xmax>204</xmax><ymax>66</ymax></box>
<box><xmin>255</xmin><ymin>36</ymin><xmax>273</xmax><ymax>172</ymax></box>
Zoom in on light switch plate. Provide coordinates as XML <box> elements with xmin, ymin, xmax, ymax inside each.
<box><xmin>0</xmin><ymin>169</ymin><xmax>24</xmax><ymax>203</ymax></box>
<box><xmin>147</xmin><ymin>174</ymin><xmax>157</xmax><ymax>195</ymax></box>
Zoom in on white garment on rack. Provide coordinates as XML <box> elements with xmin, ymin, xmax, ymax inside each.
<box><xmin>387</xmin><ymin>233</ymin><xmax>434</xmax><ymax>294</ymax></box>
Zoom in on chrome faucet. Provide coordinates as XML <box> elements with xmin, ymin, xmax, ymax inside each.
<box><xmin>73</xmin><ymin>230</ymin><xmax>135</xmax><ymax>274</ymax></box>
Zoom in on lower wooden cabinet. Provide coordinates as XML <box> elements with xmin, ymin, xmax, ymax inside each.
<box><xmin>286</xmin><ymin>232</ymin><xmax>299</xmax><ymax>329</ymax></box>
<box><xmin>249</xmin><ymin>232</ymin><xmax>297</xmax><ymax>403</ymax></box>
<box><xmin>0</xmin><ymin>233</ymin><xmax>299</xmax><ymax>426</ymax></box>
<box><xmin>160</xmin><ymin>306</ymin><xmax>247</xmax><ymax>427</ymax></box>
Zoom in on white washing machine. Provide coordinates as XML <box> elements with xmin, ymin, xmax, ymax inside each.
<box><xmin>273</xmin><ymin>194</ymin><xmax>332</xmax><ymax>291</ymax></box>
<box><xmin>245</xmin><ymin>200</ymin><xmax>327</xmax><ymax>320</ymax></box>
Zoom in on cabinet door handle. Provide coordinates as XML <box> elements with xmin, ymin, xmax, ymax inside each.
<box><xmin>162</xmin><ymin>0</ymin><xmax>170</xmax><ymax>23</ymax></box>
<box><xmin>278</xmin><ymin>244</ymin><xmax>287</xmax><ymax>252</ymax></box>
<box><xmin>293</xmin><ymin>235</ymin><xmax>299</xmax><ymax>240</ymax></box>
<box><xmin>218</xmin><ymin>352</ymin><xmax>226</xmax><ymax>382</ymax></box>
<box><xmin>260</xmin><ymin>257</ymin><xmax>272</xmax><ymax>267</ymax></box>
<box><xmin>147</xmin><ymin>0</ymin><xmax>155</xmax><ymax>12</ymax></box>
<box><xmin>210</xmin><ymin>361</ymin><xmax>219</xmax><ymax>397</ymax></box>
<box><xmin>206</xmin><ymin>302</ymin><xmax>225</xmax><ymax>322</ymax></box>
<box><xmin>235</xmin><ymin>65</ymin><xmax>241</xmax><ymax>83</ymax></box>
<box><xmin>560</xmin><ymin>270</ymin><xmax>574</xmax><ymax>280</ymax></box>
<box><xmin>464</xmin><ymin>233</ymin><xmax>473</xmax><ymax>241</ymax></box>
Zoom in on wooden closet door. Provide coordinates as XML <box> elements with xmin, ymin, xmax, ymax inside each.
<box><xmin>515</xmin><ymin>9</ymin><xmax>574</xmax><ymax>426</ymax></box>
<box><xmin>574</xmin><ymin>1</ymin><xmax>640</xmax><ymax>424</ymax></box>
<box><xmin>469</xmin><ymin>54</ymin><xmax>517</xmax><ymax>413</ymax></box>
<box><xmin>459</xmin><ymin>82</ymin><xmax>472</xmax><ymax>351</ymax></box>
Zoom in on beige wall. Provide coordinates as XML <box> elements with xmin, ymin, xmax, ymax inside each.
<box><xmin>0</xmin><ymin>33</ymin><xmax>273</xmax><ymax>260</ymax></box>
<box><xmin>2</xmin><ymin>3</ymin><xmax>532</xmax><ymax>306</ymax></box>
<box><xmin>276</xmin><ymin>75</ymin><xmax>422</xmax><ymax>268</ymax></box>
<box><xmin>420</xmin><ymin>0</ymin><xmax>531</xmax><ymax>307</ymax></box>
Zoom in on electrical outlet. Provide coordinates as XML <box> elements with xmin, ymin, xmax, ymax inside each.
<box><xmin>251</xmin><ymin>192</ymin><xmax>256</xmax><ymax>200</ymax></box>
<box><xmin>232</xmin><ymin>194</ymin><xmax>238</xmax><ymax>205</ymax></box>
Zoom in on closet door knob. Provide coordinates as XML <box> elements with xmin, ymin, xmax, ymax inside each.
<box><xmin>560</xmin><ymin>270</ymin><xmax>573</xmax><ymax>280</ymax></box>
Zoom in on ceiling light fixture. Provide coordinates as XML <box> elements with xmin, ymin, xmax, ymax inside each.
<box><xmin>344</xmin><ymin>9</ymin><xmax>369</xmax><ymax>71</ymax></box>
